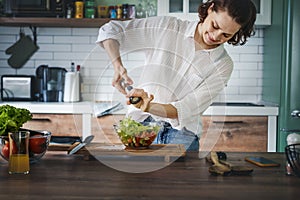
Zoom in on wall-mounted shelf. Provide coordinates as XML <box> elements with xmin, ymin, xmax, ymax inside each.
<box><xmin>0</xmin><ymin>17</ymin><xmax>115</xmax><ymax>28</ymax></box>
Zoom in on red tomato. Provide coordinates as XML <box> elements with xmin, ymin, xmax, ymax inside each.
<box><xmin>1</xmin><ymin>142</ymin><xmax>10</xmax><ymax>159</ymax></box>
<box><xmin>29</xmin><ymin>135</ymin><xmax>47</xmax><ymax>154</ymax></box>
<box><xmin>1</xmin><ymin>141</ymin><xmax>17</xmax><ymax>159</ymax></box>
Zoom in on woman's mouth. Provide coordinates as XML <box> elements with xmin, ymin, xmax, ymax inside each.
<box><xmin>206</xmin><ymin>33</ymin><xmax>218</xmax><ymax>44</ymax></box>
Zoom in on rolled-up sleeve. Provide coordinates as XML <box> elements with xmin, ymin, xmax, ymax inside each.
<box><xmin>96</xmin><ymin>17</ymin><xmax>176</xmax><ymax>52</ymax></box>
<box><xmin>96</xmin><ymin>20</ymin><xmax>128</xmax><ymax>47</ymax></box>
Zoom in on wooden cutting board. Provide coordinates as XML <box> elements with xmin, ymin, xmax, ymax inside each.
<box><xmin>69</xmin><ymin>143</ymin><xmax>186</xmax><ymax>162</ymax></box>
<box><xmin>48</xmin><ymin>142</ymin><xmax>80</xmax><ymax>152</ymax></box>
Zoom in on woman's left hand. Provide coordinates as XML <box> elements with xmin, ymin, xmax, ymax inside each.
<box><xmin>126</xmin><ymin>88</ymin><xmax>154</xmax><ymax>112</ymax></box>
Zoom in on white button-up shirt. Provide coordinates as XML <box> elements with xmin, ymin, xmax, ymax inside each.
<box><xmin>96</xmin><ymin>16</ymin><xmax>233</xmax><ymax>136</ymax></box>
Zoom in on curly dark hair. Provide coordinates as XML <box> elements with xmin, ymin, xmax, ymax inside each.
<box><xmin>198</xmin><ymin>0</ymin><xmax>257</xmax><ymax>45</ymax></box>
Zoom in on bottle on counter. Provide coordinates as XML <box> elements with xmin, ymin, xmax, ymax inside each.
<box><xmin>70</xmin><ymin>62</ymin><xmax>75</xmax><ymax>72</ymax></box>
<box><xmin>77</xmin><ymin>65</ymin><xmax>83</xmax><ymax>101</ymax></box>
<box><xmin>64</xmin><ymin>63</ymin><xmax>80</xmax><ymax>102</ymax></box>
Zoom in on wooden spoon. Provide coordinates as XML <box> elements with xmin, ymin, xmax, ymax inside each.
<box><xmin>209</xmin><ymin>152</ymin><xmax>231</xmax><ymax>176</ymax></box>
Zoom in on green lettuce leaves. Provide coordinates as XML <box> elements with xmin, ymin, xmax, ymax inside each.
<box><xmin>0</xmin><ymin>105</ymin><xmax>32</xmax><ymax>136</ymax></box>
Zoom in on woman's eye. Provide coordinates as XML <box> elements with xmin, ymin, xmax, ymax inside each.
<box><xmin>212</xmin><ymin>23</ymin><xmax>218</xmax><ymax>29</ymax></box>
<box><xmin>223</xmin><ymin>34</ymin><xmax>230</xmax><ymax>38</ymax></box>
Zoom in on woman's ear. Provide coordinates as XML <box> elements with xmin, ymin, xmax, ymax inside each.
<box><xmin>207</xmin><ymin>3</ymin><xmax>214</xmax><ymax>14</ymax></box>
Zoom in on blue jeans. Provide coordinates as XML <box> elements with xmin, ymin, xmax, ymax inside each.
<box><xmin>142</xmin><ymin>116</ymin><xmax>199</xmax><ymax>151</ymax></box>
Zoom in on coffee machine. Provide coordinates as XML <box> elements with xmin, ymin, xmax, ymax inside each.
<box><xmin>35</xmin><ymin>65</ymin><xmax>67</xmax><ymax>102</ymax></box>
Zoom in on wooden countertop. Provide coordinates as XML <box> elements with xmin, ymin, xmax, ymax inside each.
<box><xmin>0</xmin><ymin>101</ymin><xmax>278</xmax><ymax>116</ymax></box>
<box><xmin>0</xmin><ymin>151</ymin><xmax>299</xmax><ymax>199</ymax></box>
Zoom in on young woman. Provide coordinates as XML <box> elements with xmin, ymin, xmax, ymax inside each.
<box><xmin>96</xmin><ymin>0</ymin><xmax>257</xmax><ymax>151</ymax></box>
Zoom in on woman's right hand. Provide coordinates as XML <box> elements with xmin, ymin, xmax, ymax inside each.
<box><xmin>101</xmin><ymin>39</ymin><xmax>133</xmax><ymax>95</ymax></box>
<box><xmin>126</xmin><ymin>88</ymin><xmax>154</xmax><ymax>112</ymax></box>
<box><xmin>112</xmin><ymin>65</ymin><xmax>133</xmax><ymax>95</ymax></box>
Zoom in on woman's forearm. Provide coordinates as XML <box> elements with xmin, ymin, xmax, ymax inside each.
<box><xmin>148</xmin><ymin>103</ymin><xmax>178</xmax><ymax>119</ymax></box>
<box><xmin>101</xmin><ymin>39</ymin><xmax>122</xmax><ymax>70</ymax></box>
<box><xmin>101</xmin><ymin>39</ymin><xmax>133</xmax><ymax>93</ymax></box>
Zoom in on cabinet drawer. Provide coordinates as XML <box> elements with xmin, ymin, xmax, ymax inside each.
<box><xmin>92</xmin><ymin>115</ymin><xmax>124</xmax><ymax>144</ymax></box>
<box><xmin>23</xmin><ymin>114</ymin><xmax>82</xmax><ymax>137</ymax></box>
<box><xmin>200</xmin><ymin>116</ymin><xmax>268</xmax><ymax>152</ymax></box>
<box><xmin>23</xmin><ymin>114</ymin><xmax>124</xmax><ymax>142</ymax></box>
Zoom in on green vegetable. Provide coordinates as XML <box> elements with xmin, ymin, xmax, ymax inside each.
<box><xmin>116</xmin><ymin>117</ymin><xmax>160</xmax><ymax>148</ymax></box>
<box><xmin>0</xmin><ymin>105</ymin><xmax>32</xmax><ymax>136</ymax></box>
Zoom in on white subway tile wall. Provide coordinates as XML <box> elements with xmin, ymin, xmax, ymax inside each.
<box><xmin>0</xmin><ymin>26</ymin><xmax>264</xmax><ymax>103</ymax></box>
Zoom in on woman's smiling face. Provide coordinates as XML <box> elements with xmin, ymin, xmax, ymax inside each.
<box><xmin>199</xmin><ymin>4</ymin><xmax>241</xmax><ymax>47</ymax></box>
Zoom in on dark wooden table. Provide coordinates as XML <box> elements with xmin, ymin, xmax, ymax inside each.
<box><xmin>0</xmin><ymin>150</ymin><xmax>299</xmax><ymax>200</ymax></box>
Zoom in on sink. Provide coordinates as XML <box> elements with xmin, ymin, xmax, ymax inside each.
<box><xmin>211</xmin><ymin>102</ymin><xmax>264</xmax><ymax>107</ymax></box>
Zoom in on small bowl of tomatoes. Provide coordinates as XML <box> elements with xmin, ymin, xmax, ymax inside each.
<box><xmin>0</xmin><ymin>129</ymin><xmax>51</xmax><ymax>164</ymax></box>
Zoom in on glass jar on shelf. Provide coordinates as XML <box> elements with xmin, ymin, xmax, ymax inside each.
<box><xmin>85</xmin><ymin>0</ymin><xmax>95</xmax><ymax>18</ymax></box>
<box><xmin>122</xmin><ymin>4</ymin><xmax>128</xmax><ymax>19</ymax></box>
<box><xmin>117</xmin><ymin>4</ymin><xmax>122</xmax><ymax>19</ymax></box>
<box><xmin>75</xmin><ymin>1</ymin><xmax>84</xmax><ymax>18</ymax></box>
<box><xmin>109</xmin><ymin>6</ymin><xmax>117</xmax><ymax>19</ymax></box>
<box><xmin>136</xmin><ymin>0</ymin><xmax>157</xmax><ymax>18</ymax></box>
<box><xmin>136</xmin><ymin>2</ymin><xmax>144</xmax><ymax>18</ymax></box>
<box><xmin>97</xmin><ymin>5</ymin><xmax>109</xmax><ymax>18</ymax></box>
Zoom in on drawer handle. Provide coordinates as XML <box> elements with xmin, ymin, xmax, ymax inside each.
<box><xmin>213</xmin><ymin>121</ymin><xmax>244</xmax><ymax>124</ymax></box>
<box><xmin>31</xmin><ymin>118</ymin><xmax>51</xmax><ymax>122</ymax></box>
<box><xmin>280</xmin><ymin>128</ymin><xmax>300</xmax><ymax>133</ymax></box>
<box><xmin>226</xmin><ymin>131</ymin><xmax>233</xmax><ymax>138</ymax></box>
<box><xmin>291</xmin><ymin>110</ymin><xmax>300</xmax><ymax>118</ymax></box>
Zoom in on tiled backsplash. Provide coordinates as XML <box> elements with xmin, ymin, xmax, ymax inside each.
<box><xmin>0</xmin><ymin>26</ymin><xmax>264</xmax><ymax>103</ymax></box>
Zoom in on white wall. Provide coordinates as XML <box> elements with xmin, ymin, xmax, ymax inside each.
<box><xmin>0</xmin><ymin>26</ymin><xmax>264</xmax><ymax>103</ymax></box>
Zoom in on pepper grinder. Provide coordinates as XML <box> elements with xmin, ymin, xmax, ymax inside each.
<box><xmin>121</xmin><ymin>80</ymin><xmax>141</xmax><ymax>104</ymax></box>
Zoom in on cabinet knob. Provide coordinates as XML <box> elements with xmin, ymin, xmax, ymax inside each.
<box><xmin>291</xmin><ymin>110</ymin><xmax>300</xmax><ymax>118</ymax></box>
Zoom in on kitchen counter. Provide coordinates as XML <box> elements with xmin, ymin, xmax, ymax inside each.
<box><xmin>0</xmin><ymin>151</ymin><xmax>298</xmax><ymax>200</ymax></box>
<box><xmin>116</xmin><ymin>102</ymin><xmax>278</xmax><ymax>152</ymax></box>
<box><xmin>202</xmin><ymin>103</ymin><xmax>279</xmax><ymax>152</ymax></box>
<box><xmin>0</xmin><ymin>101</ymin><xmax>93</xmax><ymax>114</ymax></box>
<box><xmin>0</xmin><ymin>101</ymin><xmax>278</xmax><ymax>116</ymax></box>
<box><xmin>0</xmin><ymin>101</ymin><xmax>93</xmax><ymax>140</ymax></box>
<box><xmin>0</xmin><ymin>101</ymin><xmax>278</xmax><ymax>151</ymax></box>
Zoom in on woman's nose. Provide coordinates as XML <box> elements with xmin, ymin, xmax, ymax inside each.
<box><xmin>212</xmin><ymin>31</ymin><xmax>222</xmax><ymax>41</ymax></box>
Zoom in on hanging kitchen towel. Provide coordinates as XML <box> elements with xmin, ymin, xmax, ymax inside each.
<box><xmin>5</xmin><ymin>34</ymin><xmax>39</xmax><ymax>69</ymax></box>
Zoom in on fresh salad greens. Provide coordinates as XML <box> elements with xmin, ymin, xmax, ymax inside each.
<box><xmin>115</xmin><ymin>117</ymin><xmax>160</xmax><ymax>148</ymax></box>
<box><xmin>0</xmin><ymin>105</ymin><xmax>32</xmax><ymax>136</ymax></box>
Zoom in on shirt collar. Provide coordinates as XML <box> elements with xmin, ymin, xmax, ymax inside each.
<box><xmin>185</xmin><ymin>21</ymin><xmax>199</xmax><ymax>38</ymax></box>
<box><xmin>185</xmin><ymin>20</ymin><xmax>225</xmax><ymax>58</ymax></box>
